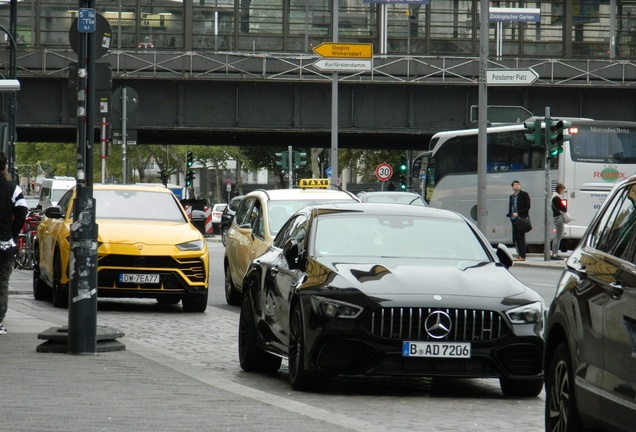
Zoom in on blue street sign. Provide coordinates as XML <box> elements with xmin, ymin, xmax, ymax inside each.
<box><xmin>78</xmin><ymin>8</ymin><xmax>96</xmax><ymax>33</ymax></box>
<box><xmin>326</xmin><ymin>167</ymin><xmax>332</xmax><ymax>177</ymax></box>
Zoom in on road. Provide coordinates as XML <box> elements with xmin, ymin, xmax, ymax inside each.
<box><xmin>8</xmin><ymin>239</ymin><xmax>563</xmax><ymax>432</ymax></box>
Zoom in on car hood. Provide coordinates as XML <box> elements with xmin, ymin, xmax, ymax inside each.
<box><xmin>304</xmin><ymin>257</ymin><xmax>531</xmax><ymax>302</ymax></box>
<box><xmin>97</xmin><ymin>219</ymin><xmax>202</xmax><ymax>246</ymax></box>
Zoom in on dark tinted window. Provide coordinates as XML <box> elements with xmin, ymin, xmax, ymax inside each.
<box><xmin>589</xmin><ymin>183</ymin><xmax>636</xmax><ymax>262</ymax></box>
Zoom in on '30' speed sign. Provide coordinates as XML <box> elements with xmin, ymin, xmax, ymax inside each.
<box><xmin>375</xmin><ymin>163</ymin><xmax>393</xmax><ymax>181</ymax></box>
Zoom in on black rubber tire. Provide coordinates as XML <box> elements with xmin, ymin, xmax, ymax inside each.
<box><xmin>499</xmin><ymin>377</ymin><xmax>544</xmax><ymax>397</ymax></box>
<box><xmin>181</xmin><ymin>290</ymin><xmax>208</xmax><ymax>313</ymax></box>
<box><xmin>221</xmin><ymin>226</ymin><xmax>229</xmax><ymax>247</ymax></box>
<box><xmin>224</xmin><ymin>265</ymin><xmax>241</xmax><ymax>306</ymax></box>
<box><xmin>238</xmin><ymin>293</ymin><xmax>282</xmax><ymax>373</ymax></box>
<box><xmin>288</xmin><ymin>302</ymin><xmax>330</xmax><ymax>392</ymax></box>
<box><xmin>51</xmin><ymin>251</ymin><xmax>68</xmax><ymax>309</ymax></box>
<box><xmin>545</xmin><ymin>341</ymin><xmax>583</xmax><ymax>431</ymax></box>
<box><xmin>32</xmin><ymin>245</ymin><xmax>51</xmax><ymax>301</ymax></box>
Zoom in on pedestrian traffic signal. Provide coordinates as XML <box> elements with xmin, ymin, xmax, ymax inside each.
<box><xmin>548</xmin><ymin>119</ymin><xmax>572</xmax><ymax>158</ymax></box>
<box><xmin>294</xmin><ymin>151</ymin><xmax>307</xmax><ymax>168</ymax></box>
<box><xmin>523</xmin><ymin>120</ymin><xmax>543</xmax><ymax>147</ymax></box>
<box><xmin>186</xmin><ymin>151</ymin><xmax>193</xmax><ymax>168</ymax></box>
<box><xmin>275</xmin><ymin>151</ymin><xmax>289</xmax><ymax>169</ymax></box>
<box><xmin>399</xmin><ymin>175</ymin><xmax>407</xmax><ymax>190</ymax></box>
<box><xmin>186</xmin><ymin>169</ymin><xmax>195</xmax><ymax>186</ymax></box>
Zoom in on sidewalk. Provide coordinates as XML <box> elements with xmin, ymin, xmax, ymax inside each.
<box><xmin>0</xmin><ymin>266</ymin><xmax>361</xmax><ymax>432</ymax></box>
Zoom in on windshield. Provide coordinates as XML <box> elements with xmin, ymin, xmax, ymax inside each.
<box><xmin>314</xmin><ymin>213</ymin><xmax>490</xmax><ymax>261</ymax></box>
<box><xmin>95</xmin><ymin>189</ymin><xmax>186</xmax><ymax>222</ymax></box>
<box><xmin>570</xmin><ymin>126</ymin><xmax>636</xmax><ymax>163</ymax></box>
<box><xmin>268</xmin><ymin>199</ymin><xmax>355</xmax><ymax>235</ymax></box>
<box><xmin>363</xmin><ymin>194</ymin><xmax>426</xmax><ymax>206</ymax></box>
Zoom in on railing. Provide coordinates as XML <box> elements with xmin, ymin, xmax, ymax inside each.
<box><xmin>4</xmin><ymin>48</ymin><xmax>636</xmax><ymax>87</ymax></box>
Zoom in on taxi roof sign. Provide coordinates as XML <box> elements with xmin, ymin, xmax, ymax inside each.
<box><xmin>299</xmin><ymin>178</ymin><xmax>330</xmax><ymax>188</ymax></box>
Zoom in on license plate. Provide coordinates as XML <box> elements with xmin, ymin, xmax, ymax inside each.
<box><xmin>402</xmin><ymin>341</ymin><xmax>471</xmax><ymax>358</ymax></box>
<box><xmin>119</xmin><ymin>273</ymin><xmax>160</xmax><ymax>284</ymax></box>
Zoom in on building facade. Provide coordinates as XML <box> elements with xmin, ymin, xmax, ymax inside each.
<box><xmin>3</xmin><ymin>1</ymin><xmax>634</xmax><ymax>59</ymax></box>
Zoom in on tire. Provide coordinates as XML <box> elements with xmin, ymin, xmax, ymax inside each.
<box><xmin>224</xmin><ymin>265</ymin><xmax>241</xmax><ymax>306</ymax></box>
<box><xmin>238</xmin><ymin>293</ymin><xmax>282</xmax><ymax>373</ymax></box>
<box><xmin>181</xmin><ymin>290</ymin><xmax>208</xmax><ymax>313</ymax></box>
<box><xmin>545</xmin><ymin>341</ymin><xmax>583</xmax><ymax>431</ymax></box>
<box><xmin>221</xmin><ymin>226</ymin><xmax>229</xmax><ymax>247</ymax></box>
<box><xmin>288</xmin><ymin>302</ymin><xmax>330</xmax><ymax>392</ymax></box>
<box><xmin>499</xmin><ymin>377</ymin><xmax>543</xmax><ymax>397</ymax></box>
<box><xmin>51</xmin><ymin>251</ymin><xmax>69</xmax><ymax>309</ymax></box>
<box><xmin>32</xmin><ymin>245</ymin><xmax>51</xmax><ymax>301</ymax></box>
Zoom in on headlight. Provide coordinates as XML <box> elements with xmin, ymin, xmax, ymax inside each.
<box><xmin>176</xmin><ymin>239</ymin><xmax>205</xmax><ymax>251</ymax></box>
<box><xmin>505</xmin><ymin>301</ymin><xmax>544</xmax><ymax>324</ymax></box>
<box><xmin>310</xmin><ymin>295</ymin><xmax>363</xmax><ymax>319</ymax></box>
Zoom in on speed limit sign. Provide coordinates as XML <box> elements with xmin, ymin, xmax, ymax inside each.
<box><xmin>375</xmin><ymin>162</ymin><xmax>393</xmax><ymax>182</ymax></box>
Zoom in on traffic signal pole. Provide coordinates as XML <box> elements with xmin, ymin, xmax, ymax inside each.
<box><xmin>543</xmin><ymin>108</ymin><xmax>552</xmax><ymax>261</ymax></box>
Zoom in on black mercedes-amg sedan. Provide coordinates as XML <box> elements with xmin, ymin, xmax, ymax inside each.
<box><xmin>238</xmin><ymin>203</ymin><xmax>545</xmax><ymax>396</ymax></box>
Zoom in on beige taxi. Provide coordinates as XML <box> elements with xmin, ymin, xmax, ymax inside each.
<box><xmin>223</xmin><ymin>184</ymin><xmax>359</xmax><ymax>305</ymax></box>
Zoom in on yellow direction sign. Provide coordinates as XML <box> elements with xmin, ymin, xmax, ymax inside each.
<box><xmin>313</xmin><ymin>42</ymin><xmax>373</xmax><ymax>59</ymax></box>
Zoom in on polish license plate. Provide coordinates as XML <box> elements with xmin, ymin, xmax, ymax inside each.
<box><xmin>119</xmin><ymin>273</ymin><xmax>160</xmax><ymax>284</ymax></box>
<box><xmin>402</xmin><ymin>341</ymin><xmax>471</xmax><ymax>358</ymax></box>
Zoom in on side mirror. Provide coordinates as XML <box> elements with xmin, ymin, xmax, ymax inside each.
<box><xmin>44</xmin><ymin>206</ymin><xmax>64</xmax><ymax>219</ymax></box>
<box><xmin>495</xmin><ymin>243</ymin><xmax>514</xmax><ymax>269</ymax></box>
<box><xmin>283</xmin><ymin>239</ymin><xmax>302</xmax><ymax>270</ymax></box>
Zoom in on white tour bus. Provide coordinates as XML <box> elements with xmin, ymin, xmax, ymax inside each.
<box><xmin>412</xmin><ymin>119</ymin><xmax>636</xmax><ymax>251</ymax></box>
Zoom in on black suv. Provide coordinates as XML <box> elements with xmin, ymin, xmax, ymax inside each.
<box><xmin>220</xmin><ymin>195</ymin><xmax>243</xmax><ymax>246</ymax></box>
<box><xmin>545</xmin><ymin>174</ymin><xmax>636</xmax><ymax>431</ymax></box>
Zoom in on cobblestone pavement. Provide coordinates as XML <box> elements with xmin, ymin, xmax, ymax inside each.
<box><xmin>6</xmin><ymin>263</ymin><xmax>546</xmax><ymax>431</ymax></box>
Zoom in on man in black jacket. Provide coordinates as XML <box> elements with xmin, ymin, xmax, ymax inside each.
<box><xmin>0</xmin><ymin>151</ymin><xmax>28</xmax><ymax>334</ymax></box>
<box><xmin>506</xmin><ymin>179</ymin><xmax>531</xmax><ymax>261</ymax></box>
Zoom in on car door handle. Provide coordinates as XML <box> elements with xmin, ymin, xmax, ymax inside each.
<box><xmin>610</xmin><ymin>281</ymin><xmax>624</xmax><ymax>300</ymax></box>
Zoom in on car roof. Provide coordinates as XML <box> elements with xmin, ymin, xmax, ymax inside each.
<box><xmin>246</xmin><ymin>188</ymin><xmax>359</xmax><ymax>201</ymax></box>
<box><xmin>305</xmin><ymin>202</ymin><xmax>463</xmax><ymax>220</ymax></box>
<box><xmin>92</xmin><ymin>184</ymin><xmax>177</xmax><ymax>195</ymax></box>
<box><xmin>358</xmin><ymin>191</ymin><xmax>422</xmax><ymax>197</ymax></box>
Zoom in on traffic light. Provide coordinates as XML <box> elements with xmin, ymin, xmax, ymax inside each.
<box><xmin>548</xmin><ymin>119</ymin><xmax>572</xmax><ymax>158</ymax></box>
<box><xmin>399</xmin><ymin>156</ymin><xmax>408</xmax><ymax>190</ymax></box>
<box><xmin>186</xmin><ymin>151</ymin><xmax>193</xmax><ymax>168</ymax></box>
<box><xmin>523</xmin><ymin>119</ymin><xmax>543</xmax><ymax>147</ymax></box>
<box><xmin>186</xmin><ymin>169</ymin><xmax>195</xmax><ymax>187</ymax></box>
<box><xmin>294</xmin><ymin>151</ymin><xmax>307</xmax><ymax>168</ymax></box>
<box><xmin>275</xmin><ymin>151</ymin><xmax>289</xmax><ymax>169</ymax></box>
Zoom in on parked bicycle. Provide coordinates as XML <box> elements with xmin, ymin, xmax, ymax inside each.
<box><xmin>14</xmin><ymin>209</ymin><xmax>41</xmax><ymax>270</ymax></box>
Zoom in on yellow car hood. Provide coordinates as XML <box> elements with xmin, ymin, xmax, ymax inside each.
<box><xmin>97</xmin><ymin>220</ymin><xmax>205</xmax><ymax>255</ymax></box>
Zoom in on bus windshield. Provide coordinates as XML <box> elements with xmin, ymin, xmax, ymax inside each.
<box><xmin>570</xmin><ymin>125</ymin><xmax>636</xmax><ymax>163</ymax></box>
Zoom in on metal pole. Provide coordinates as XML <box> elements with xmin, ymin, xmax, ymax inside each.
<box><xmin>101</xmin><ymin>117</ymin><xmax>107</xmax><ymax>183</ymax></box>
<box><xmin>69</xmin><ymin>0</ymin><xmax>98</xmax><ymax>355</ymax></box>
<box><xmin>544</xmin><ymin>107</ymin><xmax>552</xmax><ymax>261</ymax></box>
<box><xmin>5</xmin><ymin>1</ymin><xmax>17</xmax><ymax>182</ymax></box>
<box><xmin>476</xmin><ymin>0</ymin><xmax>488</xmax><ymax>234</ymax></box>
<box><xmin>287</xmin><ymin>145</ymin><xmax>293</xmax><ymax>189</ymax></box>
<box><xmin>122</xmin><ymin>86</ymin><xmax>128</xmax><ymax>183</ymax></box>
<box><xmin>330</xmin><ymin>0</ymin><xmax>339</xmax><ymax>189</ymax></box>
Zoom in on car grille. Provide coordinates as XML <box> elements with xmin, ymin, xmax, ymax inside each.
<box><xmin>364</xmin><ymin>307</ymin><xmax>509</xmax><ymax>342</ymax></box>
<box><xmin>98</xmin><ymin>254</ymin><xmax>207</xmax><ymax>283</ymax></box>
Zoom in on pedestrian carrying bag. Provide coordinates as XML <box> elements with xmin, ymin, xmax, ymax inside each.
<box><xmin>560</xmin><ymin>211</ymin><xmax>572</xmax><ymax>223</ymax></box>
<box><xmin>515</xmin><ymin>216</ymin><xmax>532</xmax><ymax>233</ymax></box>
